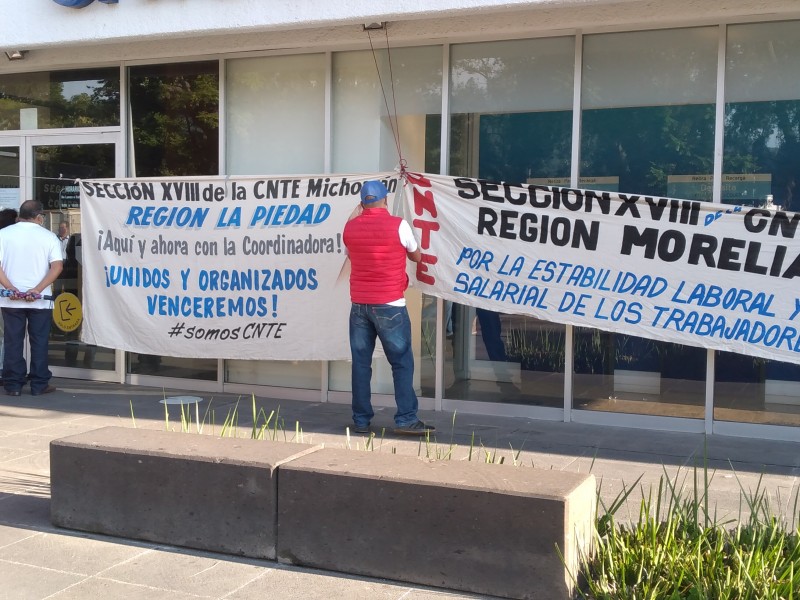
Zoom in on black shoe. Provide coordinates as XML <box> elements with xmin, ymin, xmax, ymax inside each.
<box><xmin>5</xmin><ymin>389</ymin><xmax>21</xmax><ymax>397</ymax></box>
<box><xmin>351</xmin><ymin>423</ymin><xmax>371</xmax><ymax>434</ymax></box>
<box><xmin>32</xmin><ymin>385</ymin><xmax>57</xmax><ymax>396</ymax></box>
<box><xmin>393</xmin><ymin>421</ymin><xmax>435</xmax><ymax>435</ymax></box>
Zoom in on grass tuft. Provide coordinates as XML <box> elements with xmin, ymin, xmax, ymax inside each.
<box><xmin>574</xmin><ymin>456</ymin><xmax>800</xmax><ymax>599</ymax></box>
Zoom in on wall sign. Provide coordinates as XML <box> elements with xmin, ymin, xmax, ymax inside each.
<box><xmin>52</xmin><ymin>0</ymin><xmax>118</xmax><ymax>8</ymax></box>
<box><xmin>667</xmin><ymin>174</ymin><xmax>773</xmax><ymax>205</ymax></box>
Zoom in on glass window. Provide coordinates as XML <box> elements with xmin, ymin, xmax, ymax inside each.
<box><xmin>226</xmin><ymin>54</ymin><xmax>326</xmax><ymax>175</ymax></box>
<box><xmin>722</xmin><ymin>21</ymin><xmax>800</xmax><ymax>210</ymax></box>
<box><xmin>576</xmin><ymin>27</ymin><xmax>717</xmax><ymax>418</ymax></box>
<box><xmin>0</xmin><ymin>146</ymin><xmax>19</xmax><ymax>207</ymax></box>
<box><xmin>128</xmin><ymin>61</ymin><xmax>219</xmax><ymax>177</ymax></box>
<box><xmin>225</xmin><ymin>54</ymin><xmax>329</xmax><ymax>390</ymax></box>
<box><xmin>127</xmin><ymin>61</ymin><xmax>220</xmax><ymax>380</ymax></box>
<box><xmin>0</xmin><ymin>68</ymin><xmax>120</xmax><ymax>131</ymax></box>
<box><xmin>330</xmin><ymin>45</ymin><xmax>442</xmax><ymax>399</ymax></box>
<box><xmin>447</xmin><ymin>37</ymin><xmax>574</xmax><ymax>407</ymax></box>
<box><xmin>450</xmin><ymin>37</ymin><xmax>574</xmax><ymax>184</ymax></box>
<box><xmin>225</xmin><ymin>360</ymin><xmax>321</xmax><ymax>390</ymax></box>
<box><xmin>581</xmin><ymin>28</ymin><xmax>717</xmax><ymax>201</ymax></box>
<box><xmin>715</xmin><ymin>21</ymin><xmax>800</xmax><ymax>427</ymax></box>
<box><xmin>332</xmin><ymin>46</ymin><xmax>442</xmax><ymax>173</ymax></box>
<box><xmin>35</xmin><ymin>145</ymin><xmax>115</xmax><ymax>210</ymax></box>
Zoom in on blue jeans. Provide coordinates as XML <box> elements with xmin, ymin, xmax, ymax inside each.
<box><xmin>2</xmin><ymin>307</ymin><xmax>53</xmax><ymax>394</ymax></box>
<box><xmin>349</xmin><ymin>303</ymin><xmax>418</xmax><ymax>428</ymax></box>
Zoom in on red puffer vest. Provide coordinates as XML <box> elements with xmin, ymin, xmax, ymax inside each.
<box><xmin>343</xmin><ymin>208</ymin><xmax>409</xmax><ymax>304</ymax></box>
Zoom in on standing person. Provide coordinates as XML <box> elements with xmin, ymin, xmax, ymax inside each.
<box><xmin>0</xmin><ymin>208</ymin><xmax>17</xmax><ymax>229</ymax></box>
<box><xmin>343</xmin><ymin>180</ymin><xmax>435</xmax><ymax>435</ymax></box>
<box><xmin>0</xmin><ymin>200</ymin><xmax>63</xmax><ymax>396</ymax></box>
<box><xmin>57</xmin><ymin>221</ymin><xmax>70</xmax><ymax>260</ymax></box>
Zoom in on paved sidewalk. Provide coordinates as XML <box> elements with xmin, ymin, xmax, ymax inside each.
<box><xmin>1</xmin><ymin>378</ymin><xmax>799</xmax><ymax>599</ymax></box>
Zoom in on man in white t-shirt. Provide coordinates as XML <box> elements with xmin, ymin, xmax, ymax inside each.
<box><xmin>0</xmin><ymin>200</ymin><xmax>63</xmax><ymax>396</ymax></box>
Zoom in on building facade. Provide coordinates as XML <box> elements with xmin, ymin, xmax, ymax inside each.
<box><xmin>1</xmin><ymin>0</ymin><xmax>800</xmax><ymax>440</ymax></box>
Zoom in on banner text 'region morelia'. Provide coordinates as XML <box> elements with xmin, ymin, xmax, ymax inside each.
<box><xmin>403</xmin><ymin>173</ymin><xmax>800</xmax><ymax>365</ymax></box>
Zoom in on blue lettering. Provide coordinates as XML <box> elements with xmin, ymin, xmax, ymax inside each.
<box><xmin>52</xmin><ymin>0</ymin><xmax>117</xmax><ymax>7</ymax></box>
<box><xmin>125</xmin><ymin>206</ymin><xmax>208</xmax><ymax>228</ymax></box>
<box><xmin>454</xmin><ymin>272</ymin><xmax>469</xmax><ymax>293</ymax></box>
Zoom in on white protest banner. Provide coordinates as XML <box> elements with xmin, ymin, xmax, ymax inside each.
<box><xmin>402</xmin><ymin>172</ymin><xmax>800</xmax><ymax>365</ymax></box>
<box><xmin>79</xmin><ymin>174</ymin><xmax>396</xmax><ymax>359</ymax></box>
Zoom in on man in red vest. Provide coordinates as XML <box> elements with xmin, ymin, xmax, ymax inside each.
<box><xmin>343</xmin><ymin>180</ymin><xmax>435</xmax><ymax>435</ymax></box>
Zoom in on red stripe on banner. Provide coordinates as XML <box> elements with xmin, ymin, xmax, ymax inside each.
<box><xmin>407</xmin><ymin>172</ymin><xmax>440</xmax><ymax>286</ymax></box>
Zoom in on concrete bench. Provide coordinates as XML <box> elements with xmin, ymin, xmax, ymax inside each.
<box><xmin>277</xmin><ymin>448</ymin><xmax>595</xmax><ymax>599</ymax></box>
<box><xmin>51</xmin><ymin>427</ymin><xmax>595</xmax><ymax>599</ymax></box>
<box><xmin>50</xmin><ymin>426</ymin><xmax>321</xmax><ymax>559</ymax></box>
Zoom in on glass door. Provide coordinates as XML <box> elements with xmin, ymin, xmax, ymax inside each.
<box><xmin>24</xmin><ymin>133</ymin><xmax>122</xmax><ymax>381</ymax></box>
<box><xmin>0</xmin><ymin>141</ymin><xmax>22</xmax><ymax>379</ymax></box>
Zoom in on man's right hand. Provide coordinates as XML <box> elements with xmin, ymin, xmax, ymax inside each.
<box><xmin>347</xmin><ymin>203</ymin><xmax>364</xmax><ymax>222</ymax></box>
